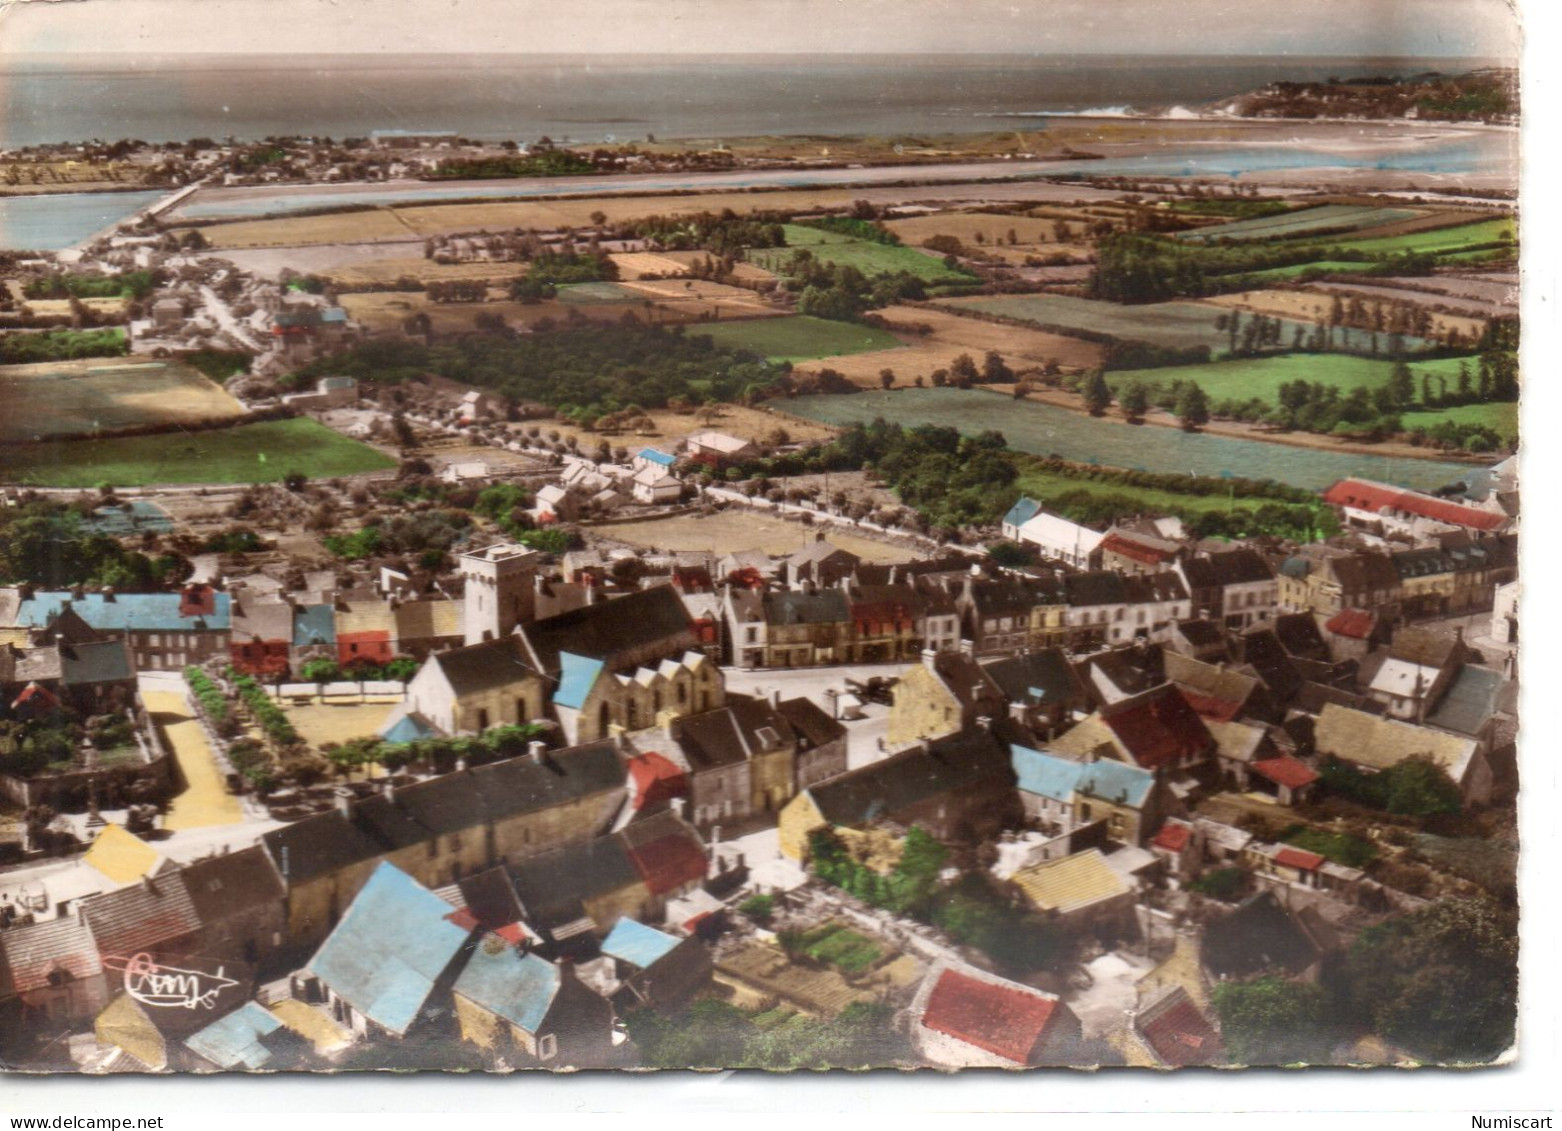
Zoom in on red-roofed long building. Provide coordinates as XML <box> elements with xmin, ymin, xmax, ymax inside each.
<box><xmin>1324</xmin><ymin>478</ymin><xmax>1507</xmax><ymax>537</ymax></box>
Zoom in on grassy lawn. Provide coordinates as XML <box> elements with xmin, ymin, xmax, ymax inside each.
<box><xmin>1106</xmin><ymin>354</ymin><xmax>1479</xmax><ymax>404</ymax></box>
<box><xmin>796</xmin><ymin>923</ymin><xmax>883</xmax><ymax>975</ymax></box>
<box><xmin>1013</xmin><ymin>464</ymin><xmax>1262</xmax><ymax>517</ymax></box>
<box><xmin>1401</xmin><ymin>400</ymin><xmax>1519</xmax><ymax>439</ymax></box>
<box><xmin>694</xmin><ymin>315</ymin><xmax>903</xmax><ymax>363</ymax></box>
<box><xmin>752</xmin><ymin>224</ymin><xmax>976</xmax><ymax>284</ymax></box>
<box><xmin>0</xmin><ymin>357</ymin><xmax>244</xmax><ymax>443</ymax></box>
<box><xmin>1334</xmin><ymin>217</ymin><xmax>1515</xmax><ymax>255</ymax></box>
<box><xmin>3</xmin><ymin>418</ymin><xmax>396</xmax><ymax>487</ymax></box>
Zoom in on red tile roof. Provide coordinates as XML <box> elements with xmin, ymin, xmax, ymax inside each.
<box><xmin>1323</xmin><ymin>479</ymin><xmax>1504</xmax><ymax>532</ymax></box>
<box><xmin>628</xmin><ymin>752</ymin><xmax>689</xmax><ymax>811</ymax></box>
<box><xmin>1100</xmin><ymin>532</ymin><xmax>1177</xmax><ymax>566</ymax></box>
<box><xmin>1137</xmin><ymin>989</ymin><xmax>1224</xmax><ymax>1067</ymax></box>
<box><xmin>626</xmin><ymin>832</ymin><xmax>707</xmax><ymax>897</ymax></box>
<box><xmin>1103</xmin><ymin>687</ymin><xmax>1212</xmax><ymax>770</ymax></box>
<box><xmin>1152</xmin><ymin>821</ymin><xmax>1191</xmax><ymax>854</ymax></box>
<box><xmin>921</xmin><ymin>968</ymin><xmax>1060</xmax><ymax>1065</ymax></box>
<box><xmin>0</xmin><ymin>916</ymin><xmax>103</xmax><ymax>996</ymax></box>
<box><xmin>1252</xmin><ymin>756</ymin><xmax>1320</xmax><ymax>791</ymax></box>
<box><xmin>1325</xmin><ymin>608</ymin><xmax>1376</xmax><ymax>640</ymax></box>
<box><xmin>1275</xmin><ymin>846</ymin><xmax>1325</xmax><ymax>871</ymax></box>
<box><xmin>1176</xmin><ymin>687</ymin><xmax>1244</xmax><ymax>723</ymax></box>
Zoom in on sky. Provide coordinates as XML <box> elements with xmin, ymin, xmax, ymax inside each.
<box><xmin>0</xmin><ymin>0</ymin><xmax>1523</xmax><ymax>59</ymax></box>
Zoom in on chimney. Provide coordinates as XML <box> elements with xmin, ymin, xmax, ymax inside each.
<box><xmin>333</xmin><ymin>787</ymin><xmax>354</xmax><ymax>818</ymax></box>
<box><xmin>527</xmin><ymin>740</ymin><xmax>545</xmax><ymax>763</ymax></box>
<box><xmin>670</xmin><ymin>796</ymin><xmax>687</xmax><ymax>820</ymax></box>
<box><xmin>921</xmin><ymin>648</ymin><xmax>939</xmax><ymax>672</ymax></box>
<box><xmin>101</xmin><ymin>586</ymin><xmax>116</xmax><ymax>602</ymax></box>
<box><xmin>768</xmin><ymin>687</ymin><xmax>781</xmax><ymax>709</ymax></box>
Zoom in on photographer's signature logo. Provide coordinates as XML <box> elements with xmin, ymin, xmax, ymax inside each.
<box><xmin>103</xmin><ymin>953</ymin><xmax>239</xmax><ymax>1010</ymax></box>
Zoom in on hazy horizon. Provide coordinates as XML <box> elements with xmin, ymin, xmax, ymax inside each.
<box><xmin>0</xmin><ymin>0</ymin><xmax>1523</xmax><ymax>60</ymax></box>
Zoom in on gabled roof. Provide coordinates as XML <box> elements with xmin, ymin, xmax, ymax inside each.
<box><xmin>1271</xmin><ymin>613</ymin><xmax>1330</xmax><ymax>661</ymax></box>
<box><xmin>920</xmin><ymin>964</ymin><xmax>1064</xmax><ymax>1065</ymax></box>
<box><xmin>308</xmin><ymin>862</ymin><xmax>474</xmax><ymax>1037</ymax></box>
<box><xmin>1425</xmin><ymin>664</ymin><xmax>1507</xmax><ymax>738</ymax></box>
<box><xmin>1018</xmin><ymin>511</ymin><xmax>1106</xmax><ymax>556</ymax></box>
<box><xmin>1075</xmin><ymin>758</ymin><xmax>1155</xmax><ymax>809</ymax></box>
<box><xmin>0</xmin><ymin>914</ymin><xmax>103</xmax><ymax>996</ymax></box>
<box><xmin>378</xmin><ymin>706</ymin><xmax>439</xmax><ymax>743</ymax></box>
<box><xmin>1180</xmin><ymin>549</ymin><xmax>1274</xmax><ymax>589</ymax></box>
<box><xmin>775</xmin><ymin>697</ymin><xmax>846</xmax><ymax>750</ymax></box>
<box><xmin>292</xmin><ymin>603</ymin><xmax>336</xmax><ymax>645</ymax></box>
<box><xmin>1003</xmin><ymin>497</ymin><xmax>1043</xmax><ymax>530</ymax></box>
<box><xmin>83</xmin><ymin>824</ymin><xmax>162</xmax><ymax>886</ymax></box>
<box><xmin>1388</xmin><ymin>625</ymin><xmax>1462</xmax><ymax>668</ymax></box>
<box><xmin>1174</xmin><ymin>619</ymin><xmax>1226</xmax><ymax>649</ymax></box>
<box><xmin>762</xmin><ymin>588</ymin><xmax>850</xmax><ymax>626</ymax></box>
<box><xmin>636</xmin><ymin>448</ymin><xmax>676</xmax><ymax>467</ymax></box>
<box><xmin>58</xmin><ymin>639</ymin><xmax>136</xmax><ymax>686</ymax></box>
<box><xmin>80</xmin><ymin>871</ymin><xmax>200</xmax><ymax>958</ymax></box>
<box><xmin>673</xmin><ymin>696</ymin><xmax>795</xmax><ymax>772</ymax></box>
<box><xmin>185</xmin><ymin>1002</ymin><xmax>286</xmax><ymax>1070</ymax></box>
<box><xmin>1136</xmin><ymin>986</ymin><xmax>1223</xmax><ymax>1067</ymax></box>
<box><xmin>520</xmin><ymin>585</ymin><xmax>694</xmax><ymax>674</ymax></box>
<box><xmin>788</xmin><ymin>538</ymin><xmax>859</xmax><ymax>568</ymax></box>
<box><xmin>806</xmin><ymin>728</ymin><xmax>1013</xmax><ymax>829</ymax></box>
<box><xmin>180</xmin><ymin>846</ymin><xmax>285</xmax><ymax>924</ymax></box>
<box><xmin>1323</xmin><ymin>477</ymin><xmax>1505</xmax><ymax>531</ymax></box>
<box><xmin>429</xmin><ymin>636</ymin><xmax>540</xmax><ymax>698</ymax></box>
<box><xmin>1099</xmin><ymin>684</ymin><xmax>1212</xmax><ymax>770</ymax></box>
<box><xmin>1314</xmin><ymin>703</ymin><xmax>1478</xmax><ymax>783</ymax></box>
<box><xmin>1063</xmin><ymin>571</ymin><xmax>1126</xmax><ymax>608</ymax></box>
<box><xmin>1202</xmin><ymin>891</ymin><xmax>1328</xmax><ymax>978</ymax></box>
<box><xmin>18</xmin><ymin>591</ymin><xmax>231</xmax><ymax>633</ymax></box>
<box><xmin>230</xmin><ymin>598</ymin><xmax>295</xmax><ymax>644</ymax></box>
<box><xmin>619</xmin><ymin>810</ymin><xmax>708</xmax><ymax>896</ymax></box>
<box><xmin>1010</xmin><ymin>745</ymin><xmax>1085</xmax><ymax>803</ymax></box>
<box><xmin>601</xmin><ymin>917</ymin><xmax>681</xmax><ymax>969</ymax></box>
<box><xmin>334</xmin><ymin>599</ymin><xmax>395</xmax><ymax>638</ymax></box>
<box><xmin>553</xmin><ymin>652</ymin><xmax>605</xmax><ymax>710</ymax></box>
<box><xmin>981</xmin><ymin>648</ymin><xmax>1082</xmax><ymax>708</ymax></box>
<box><xmin>1012</xmin><ymin>848</ymin><xmax>1130</xmax><ymax>913</ymax></box>
<box><xmin>1251</xmin><ymin>755</ymin><xmax>1319</xmax><ymax>791</ymax></box>
<box><xmin>452</xmin><ymin>941</ymin><xmax>560</xmax><ymax>1035</ymax></box>
<box><xmin>1163</xmin><ymin>652</ymin><xmax>1259</xmax><ymax>710</ymax></box>
<box><xmin>263</xmin><ymin>741</ymin><xmax>625</xmax><ymax>885</ymax></box>
<box><xmin>627</xmin><ymin>750</ymin><xmax>689</xmax><ymax>810</ymax></box>
<box><xmin>1325</xmin><ymin>608</ymin><xmax>1376</xmax><ymax>640</ymax></box>
<box><xmin>1100</xmin><ymin>531</ymin><xmax>1179</xmax><ymax>566</ymax></box>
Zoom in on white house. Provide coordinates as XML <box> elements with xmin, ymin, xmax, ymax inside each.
<box><xmin>632</xmin><ymin>464</ymin><xmax>681</xmax><ymax>505</ymax></box>
<box><xmin>1016</xmin><ymin>511</ymin><xmax>1105</xmax><ymax>569</ymax></box>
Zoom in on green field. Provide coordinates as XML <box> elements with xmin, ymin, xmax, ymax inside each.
<box><xmin>3</xmin><ymin>418</ymin><xmax>397</xmax><ymax>487</ymax></box>
<box><xmin>795</xmin><ymin>923</ymin><xmax>883</xmax><ymax>974</ymax></box>
<box><xmin>752</xmin><ymin>224</ymin><xmax>975</xmax><ymax>284</ymax></box>
<box><xmin>1179</xmin><ymin>204</ymin><xmax>1420</xmax><ymax>244</ymax></box>
<box><xmin>1402</xmin><ymin>400</ymin><xmax>1519</xmax><ymax>439</ymax></box>
<box><xmin>1106</xmin><ymin>354</ymin><xmax>1478</xmax><ymax>404</ymax></box>
<box><xmin>554</xmin><ymin>281</ymin><xmax>642</xmax><ymax>304</ymax></box>
<box><xmin>1334</xmin><ymin>217</ymin><xmax>1515</xmax><ymax>255</ymax></box>
<box><xmin>1014</xmin><ymin>465</ymin><xmax>1267</xmax><ymax>518</ymax></box>
<box><xmin>1238</xmin><ymin>260</ymin><xmax>1375</xmax><ymax>282</ymax></box>
<box><xmin>694</xmin><ymin>315</ymin><xmax>903</xmax><ymax>363</ymax></box>
<box><xmin>0</xmin><ymin>357</ymin><xmax>244</xmax><ymax>443</ymax></box>
<box><xmin>944</xmin><ymin>293</ymin><xmax>1433</xmax><ymax>355</ymax></box>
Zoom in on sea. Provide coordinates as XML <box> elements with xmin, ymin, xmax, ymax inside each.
<box><xmin>0</xmin><ymin>53</ymin><xmax>1511</xmax><ymax>250</ymax></box>
<box><xmin>1</xmin><ymin>52</ymin><xmax>1501</xmax><ymax>149</ymax></box>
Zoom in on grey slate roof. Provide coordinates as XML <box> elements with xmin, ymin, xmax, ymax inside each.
<box><xmin>80</xmin><ymin>871</ymin><xmax>201</xmax><ymax>957</ymax></box>
<box><xmin>807</xmin><ymin>728</ymin><xmax>1014</xmax><ymax>829</ymax></box>
<box><xmin>763</xmin><ymin>589</ymin><xmax>850</xmax><ymax>626</ymax></box>
<box><xmin>520</xmin><ymin>585</ymin><xmax>694</xmax><ymax>674</ymax></box>
<box><xmin>180</xmin><ymin>846</ymin><xmax>285</xmax><ymax>925</ymax></box>
<box><xmin>431</xmin><ymin>636</ymin><xmax>539</xmax><ymax>698</ymax></box>
<box><xmin>1426</xmin><ymin>665</ymin><xmax>1507</xmax><ymax>738</ymax></box>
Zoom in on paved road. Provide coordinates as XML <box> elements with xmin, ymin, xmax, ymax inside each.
<box><xmin>199</xmin><ymin>283</ymin><xmax>265</xmax><ymax>352</ymax></box>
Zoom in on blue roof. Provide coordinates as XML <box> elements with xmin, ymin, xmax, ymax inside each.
<box><xmin>293</xmin><ymin>603</ymin><xmax>336</xmax><ymax>646</ymax></box>
<box><xmin>553</xmin><ymin>651</ymin><xmax>605</xmax><ymax>711</ymax></box>
<box><xmin>308</xmin><ymin>862</ymin><xmax>472</xmax><ymax>1036</ymax></box>
<box><xmin>18</xmin><ymin>591</ymin><xmax>230</xmax><ymax>632</ymax></box>
<box><xmin>600</xmin><ymin>917</ymin><xmax>680</xmax><ymax>970</ymax></box>
<box><xmin>638</xmin><ymin>448</ymin><xmax>676</xmax><ymax>467</ymax></box>
<box><xmin>1425</xmin><ymin>664</ymin><xmax>1506</xmax><ymax>738</ymax></box>
<box><xmin>1003</xmin><ymin>497</ymin><xmax>1043</xmax><ymax>529</ymax></box>
<box><xmin>184</xmin><ymin>1002</ymin><xmax>283</xmax><ymax>1070</ymax></box>
<box><xmin>379</xmin><ymin>708</ymin><xmax>439</xmax><ymax>744</ymax></box>
<box><xmin>1010</xmin><ymin>744</ymin><xmax>1084</xmax><ymax>803</ymax></box>
<box><xmin>1076</xmin><ymin>759</ymin><xmax>1155</xmax><ymax>809</ymax></box>
<box><xmin>320</xmin><ymin>308</ymin><xmax>349</xmax><ymax>324</ymax></box>
<box><xmin>451</xmin><ymin>943</ymin><xmax>559</xmax><ymax>1035</ymax></box>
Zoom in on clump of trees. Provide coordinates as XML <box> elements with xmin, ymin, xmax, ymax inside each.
<box><xmin>0</xmin><ymin>327</ymin><xmax>128</xmax><ymax>365</ymax></box>
<box><xmin>0</xmin><ymin>496</ymin><xmax>191</xmax><ymax>590</ymax></box>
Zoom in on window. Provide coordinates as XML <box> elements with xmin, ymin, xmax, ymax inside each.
<box><xmin>746</xmin><ymin>627</ymin><xmax>758</xmax><ymax>643</ymax></box>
